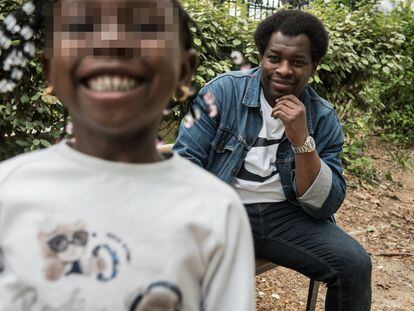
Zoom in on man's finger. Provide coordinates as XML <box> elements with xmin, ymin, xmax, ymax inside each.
<box><xmin>276</xmin><ymin>95</ymin><xmax>302</xmax><ymax>106</ymax></box>
<box><xmin>275</xmin><ymin>99</ymin><xmax>297</xmax><ymax>110</ymax></box>
<box><xmin>273</xmin><ymin>110</ymin><xmax>290</xmax><ymax>122</ymax></box>
<box><xmin>272</xmin><ymin>102</ymin><xmax>296</xmax><ymax>116</ymax></box>
<box><xmin>272</xmin><ymin>106</ymin><xmax>292</xmax><ymax>119</ymax></box>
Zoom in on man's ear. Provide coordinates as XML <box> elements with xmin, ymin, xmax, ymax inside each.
<box><xmin>179</xmin><ymin>49</ymin><xmax>198</xmax><ymax>86</ymax></box>
<box><xmin>258</xmin><ymin>55</ymin><xmax>263</xmax><ymax>68</ymax></box>
<box><xmin>311</xmin><ymin>62</ymin><xmax>319</xmax><ymax>75</ymax></box>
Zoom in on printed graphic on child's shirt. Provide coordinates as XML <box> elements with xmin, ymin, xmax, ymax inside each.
<box><xmin>12</xmin><ymin>280</ymin><xmax>183</xmax><ymax>311</ymax></box>
<box><xmin>126</xmin><ymin>281</ymin><xmax>183</xmax><ymax>311</ymax></box>
<box><xmin>38</xmin><ymin>221</ymin><xmax>131</xmax><ymax>282</ymax></box>
<box><xmin>5</xmin><ymin>220</ymin><xmax>184</xmax><ymax>310</ymax></box>
<box><xmin>13</xmin><ymin>287</ymin><xmax>86</xmax><ymax>311</ymax></box>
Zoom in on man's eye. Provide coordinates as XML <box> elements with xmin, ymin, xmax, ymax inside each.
<box><xmin>293</xmin><ymin>60</ymin><xmax>306</xmax><ymax>66</ymax></box>
<box><xmin>268</xmin><ymin>56</ymin><xmax>280</xmax><ymax>63</ymax></box>
<box><xmin>65</xmin><ymin>23</ymin><xmax>94</xmax><ymax>33</ymax></box>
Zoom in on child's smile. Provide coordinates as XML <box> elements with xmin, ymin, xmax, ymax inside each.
<box><xmin>86</xmin><ymin>75</ymin><xmax>139</xmax><ymax>93</ymax></box>
<box><xmin>75</xmin><ymin>59</ymin><xmax>151</xmax><ymax>105</ymax></box>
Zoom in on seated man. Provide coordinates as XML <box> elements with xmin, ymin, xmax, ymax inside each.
<box><xmin>174</xmin><ymin>9</ymin><xmax>372</xmax><ymax>311</ymax></box>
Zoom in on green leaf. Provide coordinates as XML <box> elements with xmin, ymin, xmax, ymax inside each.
<box><xmin>207</xmin><ymin>69</ymin><xmax>215</xmax><ymax>76</ymax></box>
<box><xmin>320</xmin><ymin>64</ymin><xmax>331</xmax><ymax>71</ymax></box>
<box><xmin>232</xmin><ymin>39</ymin><xmax>241</xmax><ymax>46</ymax></box>
<box><xmin>314</xmin><ymin>75</ymin><xmax>322</xmax><ymax>84</ymax></box>
<box><xmin>193</xmin><ymin>38</ymin><xmax>202</xmax><ymax>47</ymax></box>
<box><xmin>20</xmin><ymin>94</ymin><xmax>30</xmax><ymax>104</ymax></box>
<box><xmin>40</xmin><ymin>139</ymin><xmax>51</xmax><ymax>147</ymax></box>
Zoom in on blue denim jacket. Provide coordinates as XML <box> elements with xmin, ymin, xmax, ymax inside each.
<box><xmin>174</xmin><ymin>67</ymin><xmax>346</xmax><ymax>219</ymax></box>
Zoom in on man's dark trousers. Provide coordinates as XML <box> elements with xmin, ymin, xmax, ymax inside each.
<box><xmin>246</xmin><ymin>201</ymin><xmax>372</xmax><ymax>311</ymax></box>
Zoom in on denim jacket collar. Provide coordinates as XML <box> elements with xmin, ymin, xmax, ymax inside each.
<box><xmin>300</xmin><ymin>86</ymin><xmax>314</xmax><ymax>135</ymax></box>
<box><xmin>242</xmin><ymin>67</ymin><xmax>314</xmax><ymax>135</ymax></box>
<box><xmin>241</xmin><ymin>68</ymin><xmax>261</xmax><ymax>108</ymax></box>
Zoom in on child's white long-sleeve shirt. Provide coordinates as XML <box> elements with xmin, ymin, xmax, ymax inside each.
<box><xmin>0</xmin><ymin>142</ymin><xmax>255</xmax><ymax>311</ymax></box>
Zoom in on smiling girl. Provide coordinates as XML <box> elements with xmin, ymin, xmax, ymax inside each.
<box><xmin>0</xmin><ymin>1</ymin><xmax>255</xmax><ymax>310</ymax></box>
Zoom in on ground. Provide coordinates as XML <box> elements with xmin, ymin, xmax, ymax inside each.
<box><xmin>256</xmin><ymin>138</ymin><xmax>414</xmax><ymax>311</ymax></box>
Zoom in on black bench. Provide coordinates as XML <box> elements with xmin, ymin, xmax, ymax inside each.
<box><xmin>255</xmin><ymin>259</ymin><xmax>320</xmax><ymax>311</ymax></box>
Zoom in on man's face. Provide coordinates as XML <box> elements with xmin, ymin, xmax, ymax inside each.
<box><xmin>44</xmin><ymin>0</ymin><xmax>191</xmax><ymax>139</ymax></box>
<box><xmin>260</xmin><ymin>31</ymin><xmax>315</xmax><ymax>106</ymax></box>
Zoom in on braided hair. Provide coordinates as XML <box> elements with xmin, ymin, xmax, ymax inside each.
<box><xmin>0</xmin><ymin>0</ymin><xmax>196</xmax><ymax>94</ymax></box>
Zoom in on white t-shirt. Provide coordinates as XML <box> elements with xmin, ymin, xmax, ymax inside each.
<box><xmin>0</xmin><ymin>142</ymin><xmax>255</xmax><ymax>311</ymax></box>
<box><xmin>232</xmin><ymin>89</ymin><xmax>286</xmax><ymax>204</ymax></box>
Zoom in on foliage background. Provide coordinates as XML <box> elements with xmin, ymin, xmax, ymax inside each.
<box><xmin>0</xmin><ymin>0</ymin><xmax>413</xmax><ymax>179</ymax></box>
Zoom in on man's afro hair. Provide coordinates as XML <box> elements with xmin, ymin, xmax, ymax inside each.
<box><xmin>254</xmin><ymin>9</ymin><xmax>329</xmax><ymax>64</ymax></box>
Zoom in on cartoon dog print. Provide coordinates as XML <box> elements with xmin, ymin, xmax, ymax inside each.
<box><xmin>38</xmin><ymin>221</ymin><xmax>105</xmax><ymax>281</ymax></box>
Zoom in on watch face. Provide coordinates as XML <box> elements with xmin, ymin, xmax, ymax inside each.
<box><xmin>308</xmin><ymin>136</ymin><xmax>315</xmax><ymax>149</ymax></box>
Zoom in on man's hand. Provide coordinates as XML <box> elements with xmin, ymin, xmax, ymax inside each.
<box><xmin>271</xmin><ymin>95</ymin><xmax>308</xmax><ymax>146</ymax></box>
<box><xmin>271</xmin><ymin>95</ymin><xmax>321</xmax><ymax>197</ymax></box>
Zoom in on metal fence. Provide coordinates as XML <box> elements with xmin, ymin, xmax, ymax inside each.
<box><xmin>220</xmin><ymin>0</ymin><xmax>310</xmax><ymax>19</ymax></box>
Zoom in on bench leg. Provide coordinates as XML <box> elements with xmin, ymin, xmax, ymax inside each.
<box><xmin>306</xmin><ymin>280</ymin><xmax>320</xmax><ymax>311</ymax></box>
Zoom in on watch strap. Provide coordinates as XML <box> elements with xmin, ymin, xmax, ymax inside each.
<box><xmin>291</xmin><ymin>136</ymin><xmax>315</xmax><ymax>154</ymax></box>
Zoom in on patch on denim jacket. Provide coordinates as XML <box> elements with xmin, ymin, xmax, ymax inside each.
<box><xmin>212</xmin><ymin>128</ymin><xmax>240</xmax><ymax>153</ymax></box>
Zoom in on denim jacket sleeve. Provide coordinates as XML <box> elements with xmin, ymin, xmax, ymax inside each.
<box><xmin>292</xmin><ymin>107</ymin><xmax>346</xmax><ymax>220</ymax></box>
<box><xmin>173</xmin><ymin>85</ymin><xmax>219</xmax><ymax>168</ymax></box>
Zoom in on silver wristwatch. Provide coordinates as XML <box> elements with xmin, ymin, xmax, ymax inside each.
<box><xmin>291</xmin><ymin>136</ymin><xmax>315</xmax><ymax>154</ymax></box>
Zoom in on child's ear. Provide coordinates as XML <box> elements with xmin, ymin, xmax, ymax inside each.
<box><xmin>42</xmin><ymin>56</ymin><xmax>51</xmax><ymax>84</ymax></box>
<box><xmin>179</xmin><ymin>49</ymin><xmax>198</xmax><ymax>87</ymax></box>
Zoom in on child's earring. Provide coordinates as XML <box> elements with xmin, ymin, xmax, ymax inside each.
<box><xmin>176</xmin><ymin>85</ymin><xmax>191</xmax><ymax>102</ymax></box>
<box><xmin>58</xmin><ymin>109</ymin><xmax>74</xmax><ymax>142</ymax></box>
<box><xmin>44</xmin><ymin>85</ymin><xmax>54</xmax><ymax>96</ymax></box>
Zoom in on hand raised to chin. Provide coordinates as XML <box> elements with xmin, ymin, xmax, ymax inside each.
<box><xmin>271</xmin><ymin>95</ymin><xmax>308</xmax><ymax>147</ymax></box>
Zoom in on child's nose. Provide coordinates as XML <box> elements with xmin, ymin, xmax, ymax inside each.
<box><xmin>100</xmin><ymin>23</ymin><xmax>119</xmax><ymax>41</ymax></box>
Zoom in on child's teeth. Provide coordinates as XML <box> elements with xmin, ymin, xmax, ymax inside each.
<box><xmin>129</xmin><ymin>79</ymin><xmax>137</xmax><ymax>89</ymax></box>
<box><xmin>87</xmin><ymin>75</ymin><xmax>138</xmax><ymax>92</ymax></box>
<box><xmin>88</xmin><ymin>79</ymin><xmax>96</xmax><ymax>91</ymax></box>
<box><xmin>120</xmin><ymin>78</ymin><xmax>128</xmax><ymax>91</ymax></box>
<box><xmin>103</xmin><ymin>76</ymin><xmax>111</xmax><ymax>90</ymax></box>
<box><xmin>113</xmin><ymin>77</ymin><xmax>121</xmax><ymax>90</ymax></box>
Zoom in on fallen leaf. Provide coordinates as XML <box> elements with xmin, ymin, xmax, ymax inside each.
<box><xmin>391</xmin><ymin>223</ymin><xmax>401</xmax><ymax>229</ymax></box>
<box><xmin>271</xmin><ymin>293</ymin><xmax>281</xmax><ymax>299</ymax></box>
<box><xmin>367</xmin><ymin>226</ymin><xmax>376</xmax><ymax>232</ymax></box>
<box><xmin>386</xmin><ymin>194</ymin><xmax>402</xmax><ymax>201</ymax></box>
<box><xmin>370</xmin><ymin>198</ymin><xmax>382</xmax><ymax>206</ymax></box>
<box><xmin>391</xmin><ymin>211</ymin><xmax>404</xmax><ymax>218</ymax></box>
<box><xmin>355</xmin><ymin>192</ymin><xmax>369</xmax><ymax>200</ymax></box>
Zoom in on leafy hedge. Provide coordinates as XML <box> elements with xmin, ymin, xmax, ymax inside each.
<box><xmin>307</xmin><ymin>0</ymin><xmax>414</xmax><ymax>176</ymax></box>
<box><xmin>0</xmin><ymin>0</ymin><xmax>64</xmax><ymax>159</ymax></box>
<box><xmin>1</xmin><ymin>0</ymin><xmax>413</xmax><ymax>179</ymax></box>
